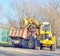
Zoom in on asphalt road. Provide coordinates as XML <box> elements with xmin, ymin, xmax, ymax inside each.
<box><xmin>0</xmin><ymin>47</ymin><xmax>60</xmax><ymax>56</ymax></box>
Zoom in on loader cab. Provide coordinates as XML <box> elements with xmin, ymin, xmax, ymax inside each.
<box><xmin>40</xmin><ymin>22</ymin><xmax>52</xmax><ymax>35</ymax></box>
<box><xmin>39</xmin><ymin>22</ymin><xmax>56</xmax><ymax>51</ymax></box>
<box><xmin>40</xmin><ymin>22</ymin><xmax>52</xmax><ymax>41</ymax></box>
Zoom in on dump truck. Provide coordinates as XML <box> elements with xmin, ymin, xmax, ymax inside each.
<box><xmin>9</xmin><ymin>18</ymin><xmax>56</xmax><ymax>50</ymax></box>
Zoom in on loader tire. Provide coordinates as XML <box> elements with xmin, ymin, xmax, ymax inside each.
<box><xmin>40</xmin><ymin>43</ymin><xmax>43</xmax><ymax>50</ymax></box>
<box><xmin>35</xmin><ymin>40</ymin><xmax>40</xmax><ymax>50</ymax></box>
<box><xmin>50</xmin><ymin>44</ymin><xmax>56</xmax><ymax>51</ymax></box>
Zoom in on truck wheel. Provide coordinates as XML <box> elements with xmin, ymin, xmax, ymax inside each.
<box><xmin>40</xmin><ymin>43</ymin><xmax>43</xmax><ymax>50</ymax></box>
<box><xmin>28</xmin><ymin>38</ymin><xmax>35</xmax><ymax>49</ymax></box>
<box><xmin>12</xmin><ymin>43</ymin><xmax>15</xmax><ymax>47</ymax></box>
<box><xmin>19</xmin><ymin>39</ymin><xmax>22</xmax><ymax>47</ymax></box>
<box><xmin>12</xmin><ymin>43</ymin><xmax>17</xmax><ymax>47</ymax></box>
<box><xmin>50</xmin><ymin>44</ymin><xmax>56</xmax><ymax>51</ymax></box>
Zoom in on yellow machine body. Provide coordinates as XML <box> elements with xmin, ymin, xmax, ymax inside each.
<box><xmin>40</xmin><ymin>22</ymin><xmax>56</xmax><ymax>47</ymax></box>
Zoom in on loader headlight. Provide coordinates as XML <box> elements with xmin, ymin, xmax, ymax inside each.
<box><xmin>46</xmin><ymin>39</ymin><xmax>48</xmax><ymax>41</ymax></box>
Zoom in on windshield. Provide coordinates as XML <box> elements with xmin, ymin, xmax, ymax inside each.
<box><xmin>42</xmin><ymin>24</ymin><xmax>50</xmax><ymax>31</ymax></box>
<box><xmin>42</xmin><ymin>34</ymin><xmax>51</xmax><ymax>40</ymax></box>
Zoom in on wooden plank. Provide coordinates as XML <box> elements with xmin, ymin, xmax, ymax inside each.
<box><xmin>15</xmin><ymin>30</ymin><xmax>20</xmax><ymax>37</ymax></box>
<box><xmin>9</xmin><ymin>30</ymin><xmax>13</xmax><ymax>36</ymax></box>
<box><xmin>22</xmin><ymin>28</ymin><xmax>27</xmax><ymax>39</ymax></box>
<box><xmin>18</xmin><ymin>29</ymin><xmax>24</xmax><ymax>37</ymax></box>
<box><xmin>12</xmin><ymin>30</ymin><xmax>16</xmax><ymax>37</ymax></box>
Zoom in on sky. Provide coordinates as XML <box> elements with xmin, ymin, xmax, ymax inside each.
<box><xmin>0</xmin><ymin>0</ymin><xmax>12</xmax><ymax>24</ymax></box>
<box><xmin>0</xmin><ymin>0</ymin><xmax>52</xmax><ymax>24</ymax></box>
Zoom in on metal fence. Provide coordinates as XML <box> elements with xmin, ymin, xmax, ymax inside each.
<box><xmin>0</xmin><ymin>28</ymin><xmax>11</xmax><ymax>43</ymax></box>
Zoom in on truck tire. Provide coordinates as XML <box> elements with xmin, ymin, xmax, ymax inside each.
<box><xmin>12</xmin><ymin>43</ymin><xmax>15</xmax><ymax>47</ymax></box>
<box><xmin>19</xmin><ymin>38</ymin><xmax>22</xmax><ymax>47</ymax></box>
<box><xmin>28</xmin><ymin>38</ymin><xmax>35</xmax><ymax>49</ymax></box>
<box><xmin>12</xmin><ymin>43</ymin><xmax>18</xmax><ymax>47</ymax></box>
<box><xmin>11</xmin><ymin>39</ymin><xmax>18</xmax><ymax>47</ymax></box>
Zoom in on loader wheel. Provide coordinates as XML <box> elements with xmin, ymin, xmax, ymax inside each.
<box><xmin>35</xmin><ymin>40</ymin><xmax>40</xmax><ymax>50</ymax></box>
<box><xmin>40</xmin><ymin>43</ymin><xmax>43</xmax><ymax>50</ymax></box>
<box><xmin>50</xmin><ymin>44</ymin><xmax>56</xmax><ymax>51</ymax></box>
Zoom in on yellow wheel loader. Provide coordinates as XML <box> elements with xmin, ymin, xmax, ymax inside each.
<box><xmin>39</xmin><ymin>22</ymin><xmax>56</xmax><ymax>51</ymax></box>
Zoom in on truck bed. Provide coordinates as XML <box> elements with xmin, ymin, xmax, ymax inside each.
<box><xmin>9</xmin><ymin>27</ymin><xmax>39</xmax><ymax>39</ymax></box>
